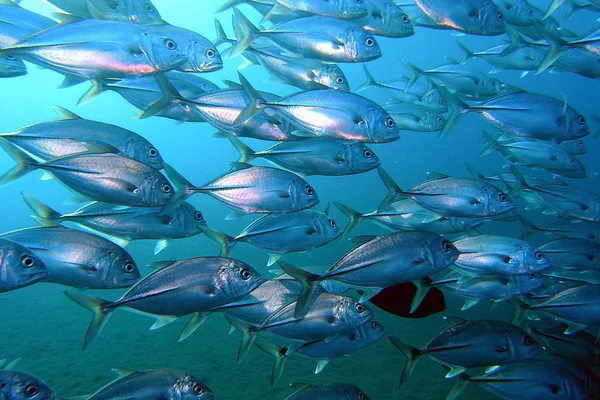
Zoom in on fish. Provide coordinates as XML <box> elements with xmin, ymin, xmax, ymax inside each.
<box><xmin>268</xmin><ymin>0</ymin><xmax>369</xmax><ymax>19</ymax></box>
<box><xmin>23</xmin><ymin>194</ymin><xmax>206</xmax><ymax>255</ymax></box>
<box><xmin>2</xmin><ymin>226</ymin><xmax>140</xmax><ymax>289</ymax></box>
<box><xmin>43</xmin><ymin>0</ymin><xmax>164</xmax><ymax>24</ymax></box>
<box><xmin>0</xmin><ymin>1</ymin><xmax>57</xmax><ymax>47</ymax></box>
<box><xmin>84</xmin><ymin>369</ymin><xmax>214</xmax><ymax>400</ymax></box>
<box><xmin>202</xmin><ymin>210</ymin><xmax>341</xmax><ymax>265</ymax></box>
<box><xmin>236</xmin><ymin>73</ymin><xmax>401</xmax><ymax>143</ymax></box>
<box><xmin>0</xmin><ymin>54</ymin><xmax>26</xmax><ymax>77</ymax></box>
<box><xmin>530</xmin><ymin>324</ymin><xmax>600</xmax><ymax>366</ymax></box>
<box><xmin>385</xmin><ymin>102</ymin><xmax>446</xmax><ymax>132</ymax></box>
<box><xmin>66</xmin><ymin>256</ymin><xmax>264</xmax><ymax>348</ymax></box>
<box><xmin>230</xmin><ymin>137</ymin><xmax>381</xmax><ymax>176</ymax></box>
<box><xmin>538</xmin><ymin>238</ymin><xmax>600</xmax><ymax>271</ymax></box>
<box><xmin>413</xmin><ymin>0</ymin><xmax>505</xmax><ymax>36</ymax></box>
<box><xmin>281</xmin><ymin>230</ymin><xmax>458</xmax><ymax>317</ymax></box>
<box><xmin>0</xmin><ymin>106</ymin><xmax>164</xmax><ymax>169</ymax></box>
<box><xmin>459</xmin><ymin>42</ymin><xmax>543</xmax><ymax>76</ymax></box>
<box><xmin>377</xmin><ymin>168</ymin><xmax>517</xmax><ymax>219</ymax></box>
<box><xmin>452</xmin><ymin>235</ymin><xmax>551</xmax><ymax>277</ymax></box>
<box><xmin>231</xmin><ymin>9</ymin><xmax>381</xmax><ymax>62</ymax></box>
<box><xmin>1</xmin><ymin>20</ymin><xmax>222</xmax><ymax>85</ymax></box>
<box><xmin>390</xmin><ymin>319</ymin><xmax>543</xmax><ymax>385</ymax></box>
<box><xmin>284</xmin><ymin>383</ymin><xmax>371</xmax><ymax>400</ymax></box>
<box><xmin>358</xmin><ymin>0</ymin><xmax>414</xmax><ymax>38</ymax></box>
<box><xmin>0</xmin><ymin>362</ymin><xmax>55</xmax><ymax>400</ymax></box>
<box><xmin>164</xmin><ymin>162</ymin><xmax>319</xmax><ymax>215</ymax></box>
<box><xmin>0</xmin><ymin>237</ymin><xmax>48</xmax><ymax>293</ymax></box>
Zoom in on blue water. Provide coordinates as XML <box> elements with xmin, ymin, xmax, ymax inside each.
<box><xmin>0</xmin><ymin>1</ymin><xmax>599</xmax><ymax>399</ymax></box>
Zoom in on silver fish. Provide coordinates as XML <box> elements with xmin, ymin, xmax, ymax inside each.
<box><xmin>0</xmin><ymin>237</ymin><xmax>48</xmax><ymax>293</ymax></box>
<box><xmin>230</xmin><ymin>137</ymin><xmax>380</xmax><ymax>176</ymax></box>
<box><xmin>272</xmin><ymin>0</ymin><xmax>368</xmax><ymax>19</ymax></box>
<box><xmin>539</xmin><ymin>238</ymin><xmax>600</xmax><ymax>271</ymax></box>
<box><xmin>85</xmin><ymin>369</ymin><xmax>213</xmax><ymax>400</ymax></box>
<box><xmin>285</xmin><ymin>383</ymin><xmax>371</xmax><ymax>400</ymax></box>
<box><xmin>385</xmin><ymin>102</ymin><xmax>446</xmax><ymax>132</ymax></box>
<box><xmin>0</xmin><ymin>368</ymin><xmax>55</xmax><ymax>400</ymax></box>
<box><xmin>358</xmin><ymin>0</ymin><xmax>414</xmax><ymax>38</ymax></box>
<box><xmin>413</xmin><ymin>0</ymin><xmax>505</xmax><ymax>35</ymax></box>
<box><xmin>0</xmin><ymin>54</ymin><xmax>26</xmax><ymax>77</ymax></box>
<box><xmin>43</xmin><ymin>0</ymin><xmax>164</xmax><ymax>24</ymax></box>
<box><xmin>0</xmin><ymin>1</ymin><xmax>56</xmax><ymax>47</ymax></box>
<box><xmin>0</xmin><ymin>107</ymin><xmax>164</xmax><ymax>169</ymax></box>
<box><xmin>66</xmin><ymin>256</ymin><xmax>264</xmax><ymax>348</ymax></box>
<box><xmin>2</xmin><ymin>226</ymin><xmax>140</xmax><ymax>289</ymax></box>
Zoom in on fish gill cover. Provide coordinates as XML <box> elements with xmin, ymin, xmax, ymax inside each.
<box><xmin>0</xmin><ymin>0</ymin><xmax>599</xmax><ymax>399</ymax></box>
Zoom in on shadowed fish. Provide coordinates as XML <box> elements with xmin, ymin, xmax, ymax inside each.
<box><xmin>0</xmin><ymin>237</ymin><xmax>48</xmax><ymax>293</ymax></box>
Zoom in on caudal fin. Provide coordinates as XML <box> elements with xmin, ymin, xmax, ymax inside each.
<box><xmin>277</xmin><ymin>261</ymin><xmax>321</xmax><ymax>319</ymax></box>
<box><xmin>160</xmin><ymin>163</ymin><xmax>197</xmax><ymax>215</ymax></box>
<box><xmin>64</xmin><ymin>290</ymin><xmax>113</xmax><ymax>350</ymax></box>
<box><xmin>200</xmin><ymin>226</ymin><xmax>237</xmax><ymax>257</ymax></box>
<box><xmin>229</xmin><ymin>8</ymin><xmax>260</xmax><ymax>58</ymax></box>
<box><xmin>389</xmin><ymin>336</ymin><xmax>423</xmax><ymax>387</ymax></box>
<box><xmin>77</xmin><ymin>80</ymin><xmax>108</xmax><ymax>106</ymax></box>
<box><xmin>254</xmin><ymin>341</ymin><xmax>288</xmax><ymax>387</ymax></box>
<box><xmin>228</xmin><ymin>137</ymin><xmax>256</xmax><ymax>163</ymax></box>
<box><xmin>21</xmin><ymin>192</ymin><xmax>61</xmax><ymax>227</ymax></box>
<box><xmin>436</xmin><ymin>86</ymin><xmax>469</xmax><ymax>136</ymax></box>
<box><xmin>333</xmin><ymin>202</ymin><xmax>365</xmax><ymax>239</ymax></box>
<box><xmin>0</xmin><ymin>138</ymin><xmax>39</xmax><ymax>187</ymax></box>
<box><xmin>376</xmin><ymin>167</ymin><xmax>404</xmax><ymax>211</ymax></box>
<box><xmin>234</xmin><ymin>71</ymin><xmax>266</xmax><ymax>126</ymax></box>
<box><xmin>356</xmin><ymin>65</ymin><xmax>379</xmax><ymax>92</ymax></box>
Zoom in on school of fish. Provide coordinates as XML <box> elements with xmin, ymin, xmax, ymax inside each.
<box><xmin>0</xmin><ymin>0</ymin><xmax>600</xmax><ymax>399</ymax></box>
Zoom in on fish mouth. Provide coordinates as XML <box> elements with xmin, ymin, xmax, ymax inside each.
<box><xmin>29</xmin><ymin>271</ymin><xmax>50</xmax><ymax>281</ymax></box>
<box><xmin>188</xmin><ymin>60</ymin><xmax>223</xmax><ymax>73</ymax></box>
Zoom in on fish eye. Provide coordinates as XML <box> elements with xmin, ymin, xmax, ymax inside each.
<box><xmin>329</xmin><ymin>219</ymin><xmax>336</xmax><ymax>227</ymax></box>
<box><xmin>145</xmin><ymin>4</ymin><xmax>154</xmax><ymax>12</ymax></box>
<box><xmin>360</xmin><ymin>394</ymin><xmax>368</xmax><ymax>400</ymax></box>
<box><xmin>576</xmin><ymin>377</ymin><xmax>585</xmax><ymax>388</ymax></box>
<box><xmin>491</xmin><ymin>81</ymin><xmax>496</xmax><ymax>87</ymax></box>
<box><xmin>355</xmin><ymin>0</ymin><xmax>362</xmax><ymax>3</ymax></box>
<box><xmin>336</xmin><ymin>77</ymin><xmax>344</xmax><ymax>84</ymax></box>
<box><xmin>147</xmin><ymin>147</ymin><xmax>158</xmax><ymax>158</ymax></box>
<box><xmin>363</xmin><ymin>149</ymin><xmax>372</xmax><ymax>158</ymax></box>
<box><xmin>365</xmin><ymin>37</ymin><xmax>375</xmax><ymax>47</ymax></box>
<box><xmin>524</xmin><ymin>334</ymin><xmax>535</xmax><ymax>346</ymax></box>
<box><xmin>21</xmin><ymin>255</ymin><xmax>35</xmax><ymax>268</ymax></box>
<box><xmin>498</xmin><ymin>193</ymin><xmax>508</xmax><ymax>202</ymax></box>
<box><xmin>194</xmin><ymin>211</ymin><xmax>203</xmax><ymax>221</ymax></box>
<box><xmin>527</xmin><ymin>8</ymin><xmax>533</xmax><ymax>16</ymax></box>
<box><xmin>439</xmin><ymin>99</ymin><xmax>446</xmax><ymax>105</ymax></box>
<box><xmin>441</xmin><ymin>240</ymin><xmax>453</xmax><ymax>252</ymax></box>
<box><xmin>161</xmin><ymin>183</ymin><xmax>172</xmax><ymax>194</ymax></box>
<box><xmin>164</xmin><ymin>39</ymin><xmax>177</xmax><ymax>50</ymax></box>
<box><xmin>497</xmin><ymin>12</ymin><xmax>504</xmax><ymax>22</ymax></box>
<box><xmin>5</xmin><ymin>55</ymin><xmax>15</xmax><ymax>61</ymax></box>
<box><xmin>385</xmin><ymin>117</ymin><xmax>395</xmax><ymax>127</ymax></box>
<box><xmin>355</xmin><ymin>303</ymin><xmax>366</xmax><ymax>313</ymax></box>
<box><xmin>578</xmin><ymin>115</ymin><xmax>586</xmax><ymax>125</ymax></box>
<box><xmin>306</xmin><ymin>185</ymin><xmax>314</xmax><ymax>195</ymax></box>
<box><xmin>577</xmin><ymin>140</ymin><xmax>584</xmax><ymax>147</ymax></box>
<box><xmin>123</xmin><ymin>262</ymin><xmax>135</xmax><ymax>273</ymax></box>
<box><xmin>437</xmin><ymin>116</ymin><xmax>444</xmax><ymax>123</ymax></box>
<box><xmin>534</xmin><ymin>251</ymin><xmax>544</xmax><ymax>260</ymax></box>
<box><xmin>372</xmin><ymin>321</ymin><xmax>380</xmax><ymax>329</ymax></box>
<box><xmin>401</xmin><ymin>14</ymin><xmax>409</xmax><ymax>23</ymax></box>
<box><xmin>206</xmin><ymin>48</ymin><xmax>215</xmax><ymax>58</ymax></box>
<box><xmin>240</xmin><ymin>268</ymin><xmax>252</xmax><ymax>280</ymax></box>
<box><xmin>25</xmin><ymin>385</ymin><xmax>39</xmax><ymax>397</ymax></box>
<box><xmin>193</xmin><ymin>384</ymin><xmax>204</xmax><ymax>395</ymax></box>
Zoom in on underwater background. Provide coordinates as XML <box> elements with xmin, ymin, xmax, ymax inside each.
<box><xmin>0</xmin><ymin>0</ymin><xmax>599</xmax><ymax>398</ymax></box>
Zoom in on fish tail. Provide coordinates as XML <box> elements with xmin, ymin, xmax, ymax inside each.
<box><xmin>437</xmin><ymin>86</ymin><xmax>468</xmax><ymax>136</ymax></box>
<box><xmin>277</xmin><ymin>261</ymin><xmax>321</xmax><ymax>319</ymax></box>
<box><xmin>229</xmin><ymin>137</ymin><xmax>256</xmax><ymax>163</ymax></box>
<box><xmin>234</xmin><ymin>71</ymin><xmax>266</xmax><ymax>126</ymax></box>
<box><xmin>445</xmin><ymin>373</ymin><xmax>471</xmax><ymax>400</ymax></box>
<box><xmin>178</xmin><ymin>311</ymin><xmax>210</xmax><ymax>342</ymax></box>
<box><xmin>517</xmin><ymin>216</ymin><xmax>542</xmax><ymax>239</ymax></box>
<box><xmin>376</xmin><ymin>167</ymin><xmax>404</xmax><ymax>211</ymax></box>
<box><xmin>388</xmin><ymin>336</ymin><xmax>423</xmax><ymax>387</ymax></box>
<box><xmin>457</xmin><ymin>42</ymin><xmax>473</xmax><ymax>64</ymax></box>
<box><xmin>77</xmin><ymin>79</ymin><xmax>108</xmax><ymax>106</ymax></box>
<box><xmin>357</xmin><ymin>65</ymin><xmax>378</xmax><ymax>92</ymax></box>
<box><xmin>333</xmin><ymin>202</ymin><xmax>364</xmax><ymax>239</ymax></box>
<box><xmin>508</xmin><ymin>165</ymin><xmax>531</xmax><ymax>195</ymax></box>
<box><xmin>499</xmin><ymin>24</ymin><xmax>528</xmax><ymax>58</ymax></box>
<box><xmin>213</xmin><ymin>19</ymin><xmax>234</xmax><ymax>47</ymax></box>
<box><xmin>532</xmin><ymin>20</ymin><xmax>566</xmax><ymax>74</ymax></box>
<box><xmin>401</xmin><ymin>59</ymin><xmax>423</xmax><ymax>91</ymax></box>
<box><xmin>215</xmin><ymin>0</ymin><xmax>246</xmax><ymax>13</ymax></box>
<box><xmin>0</xmin><ymin>138</ymin><xmax>39</xmax><ymax>187</ymax></box>
<box><xmin>229</xmin><ymin>8</ymin><xmax>259</xmax><ymax>58</ymax></box>
<box><xmin>409</xmin><ymin>280</ymin><xmax>430</xmax><ymax>314</ymax></box>
<box><xmin>139</xmin><ymin>73</ymin><xmax>183</xmax><ymax>119</ymax></box>
<box><xmin>160</xmin><ymin>163</ymin><xmax>196</xmax><ymax>214</ymax></box>
<box><xmin>223</xmin><ymin>315</ymin><xmax>258</xmax><ymax>365</ymax></box>
<box><xmin>543</xmin><ymin>0</ymin><xmax>565</xmax><ymax>19</ymax></box>
<box><xmin>254</xmin><ymin>341</ymin><xmax>287</xmax><ymax>387</ymax></box>
<box><xmin>479</xmin><ymin>130</ymin><xmax>499</xmax><ymax>157</ymax></box>
<box><xmin>200</xmin><ymin>226</ymin><xmax>236</xmax><ymax>257</ymax></box>
<box><xmin>21</xmin><ymin>192</ymin><xmax>61</xmax><ymax>227</ymax></box>
<box><xmin>64</xmin><ymin>290</ymin><xmax>113</xmax><ymax>350</ymax></box>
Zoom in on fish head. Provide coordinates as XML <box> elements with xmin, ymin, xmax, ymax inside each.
<box><xmin>127</xmin><ymin>0</ymin><xmax>164</xmax><ymax>24</ymax></box>
<box><xmin>175</xmin><ymin>374</ymin><xmax>214</xmax><ymax>400</ymax></box>
<box><xmin>290</xmin><ymin>178</ymin><xmax>320</xmax><ymax>211</ymax></box>
<box><xmin>339</xmin><ymin>297</ymin><xmax>374</xmax><ymax>329</ymax></box>
<box><xmin>1</xmin><ymin>371</ymin><xmax>55</xmax><ymax>400</ymax></box>
<box><xmin>561</xmin><ymin>139</ymin><xmax>587</xmax><ymax>155</ymax></box>
<box><xmin>380</xmin><ymin>3</ymin><xmax>414</xmax><ymax>37</ymax></box>
<box><xmin>178</xmin><ymin>34</ymin><xmax>223</xmax><ymax>73</ymax></box>
<box><xmin>561</xmin><ymin>362</ymin><xmax>600</xmax><ymax>400</ymax></box>
<box><xmin>344</xmin><ymin>29</ymin><xmax>381</xmax><ymax>62</ymax></box>
<box><xmin>423</xmin><ymin>235</ymin><xmax>459</xmax><ymax>269</ymax></box>
<box><xmin>314</xmin><ymin>213</ymin><xmax>342</xmax><ymax>241</ymax></box>
<box><xmin>567</xmin><ymin>113</ymin><xmax>590</xmax><ymax>140</ymax></box>
<box><xmin>365</xmin><ymin>108</ymin><xmax>401</xmax><ymax>143</ymax></box>
<box><xmin>483</xmin><ymin>183</ymin><xmax>516</xmax><ymax>216</ymax></box>
<box><xmin>479</xmin><ymin>0</ymin><xmax>506</xmax><ymax>35</ymax></box>
<box><xmin>140</xmin><ymin>28</ymin><xmax>189</xmax><ymax>72</ymax></box>
<box><xmin>0</xmin><ymin>55</ymin><xmax>26</xmax><ymax>78</ymax></box>
<box><xmin>507</xmin><ymin>329</ymin><xmax>544</xmax><ymax>361</ymax></box>
<box><xmin>514</xmin><ymin>274</ymin><xmax>545</xmax><ymax>294</ymax></box>
<box><xmin>358</xmin><ymin>319</ymin><xmax>386</xmax><ymax>345</ymax></box>
<box><xmin>520</xmin><ymin>245</ymin><xmax>551</xmax><ymax>274</ymax></box>
<box><xmin>143</xmin><ymin>172</ymin><xmax>174</xmax><ymax>206</ymax></box>
<box><xmin>421</xmin><ymin>110</ymin><xmax>446</xmax><ymax>131</ymax></box>
<box><xmin>421</xmin><ymin>89</ymin><xmax>448</xmax><ymax>112</ymax></box>
<box><xmin>346</xmin><ymin>142</ymin><xmax>380</xmax><ymax>173</ymax></box>
<box><xmin>491</xmin><ymin>0</ymin><xmax>536</xmax><ymax>26</ymax></box>
<box><xmin>131</xmin><ymin>141</ymin><xmax>164</xmax><ymax>170</ymax></box>
<box><xmin>177</xmin><ymin>202</ymin><xmax>207</xmax><ymax>233</ymax></box>
<box><xmin>339</xmin><ymin>0</ymin><xmax>369</xmax><ymax>18</ymax></box>
<box><xmin>97</xmin><ymin>249</ymin><xmax>140</xmax><ymax>288</ymax></box>
<box><xmin>313</xmin><ymin>64</ymin><xmax>350</xmax><ymax>90</ymax></box>
<box><xmin>218</xmin><ymin>258</ymin><xmax>265</xmax><ymax>299</ymax></box>
<box><xmin>0</xmin><ymin>241</ymin><xmax>49</xmax><ymax>288</ymax></box>
<box><xmin>87</xmin><ymin>0</ymin><xmax>163</xmax><ymax>24</ymax></box>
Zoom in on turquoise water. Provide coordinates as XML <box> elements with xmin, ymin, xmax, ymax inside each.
<box><xmin>0</xmin><ymin>1</ymin><xmax>599</xmax><ymax>399</ymax></box>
